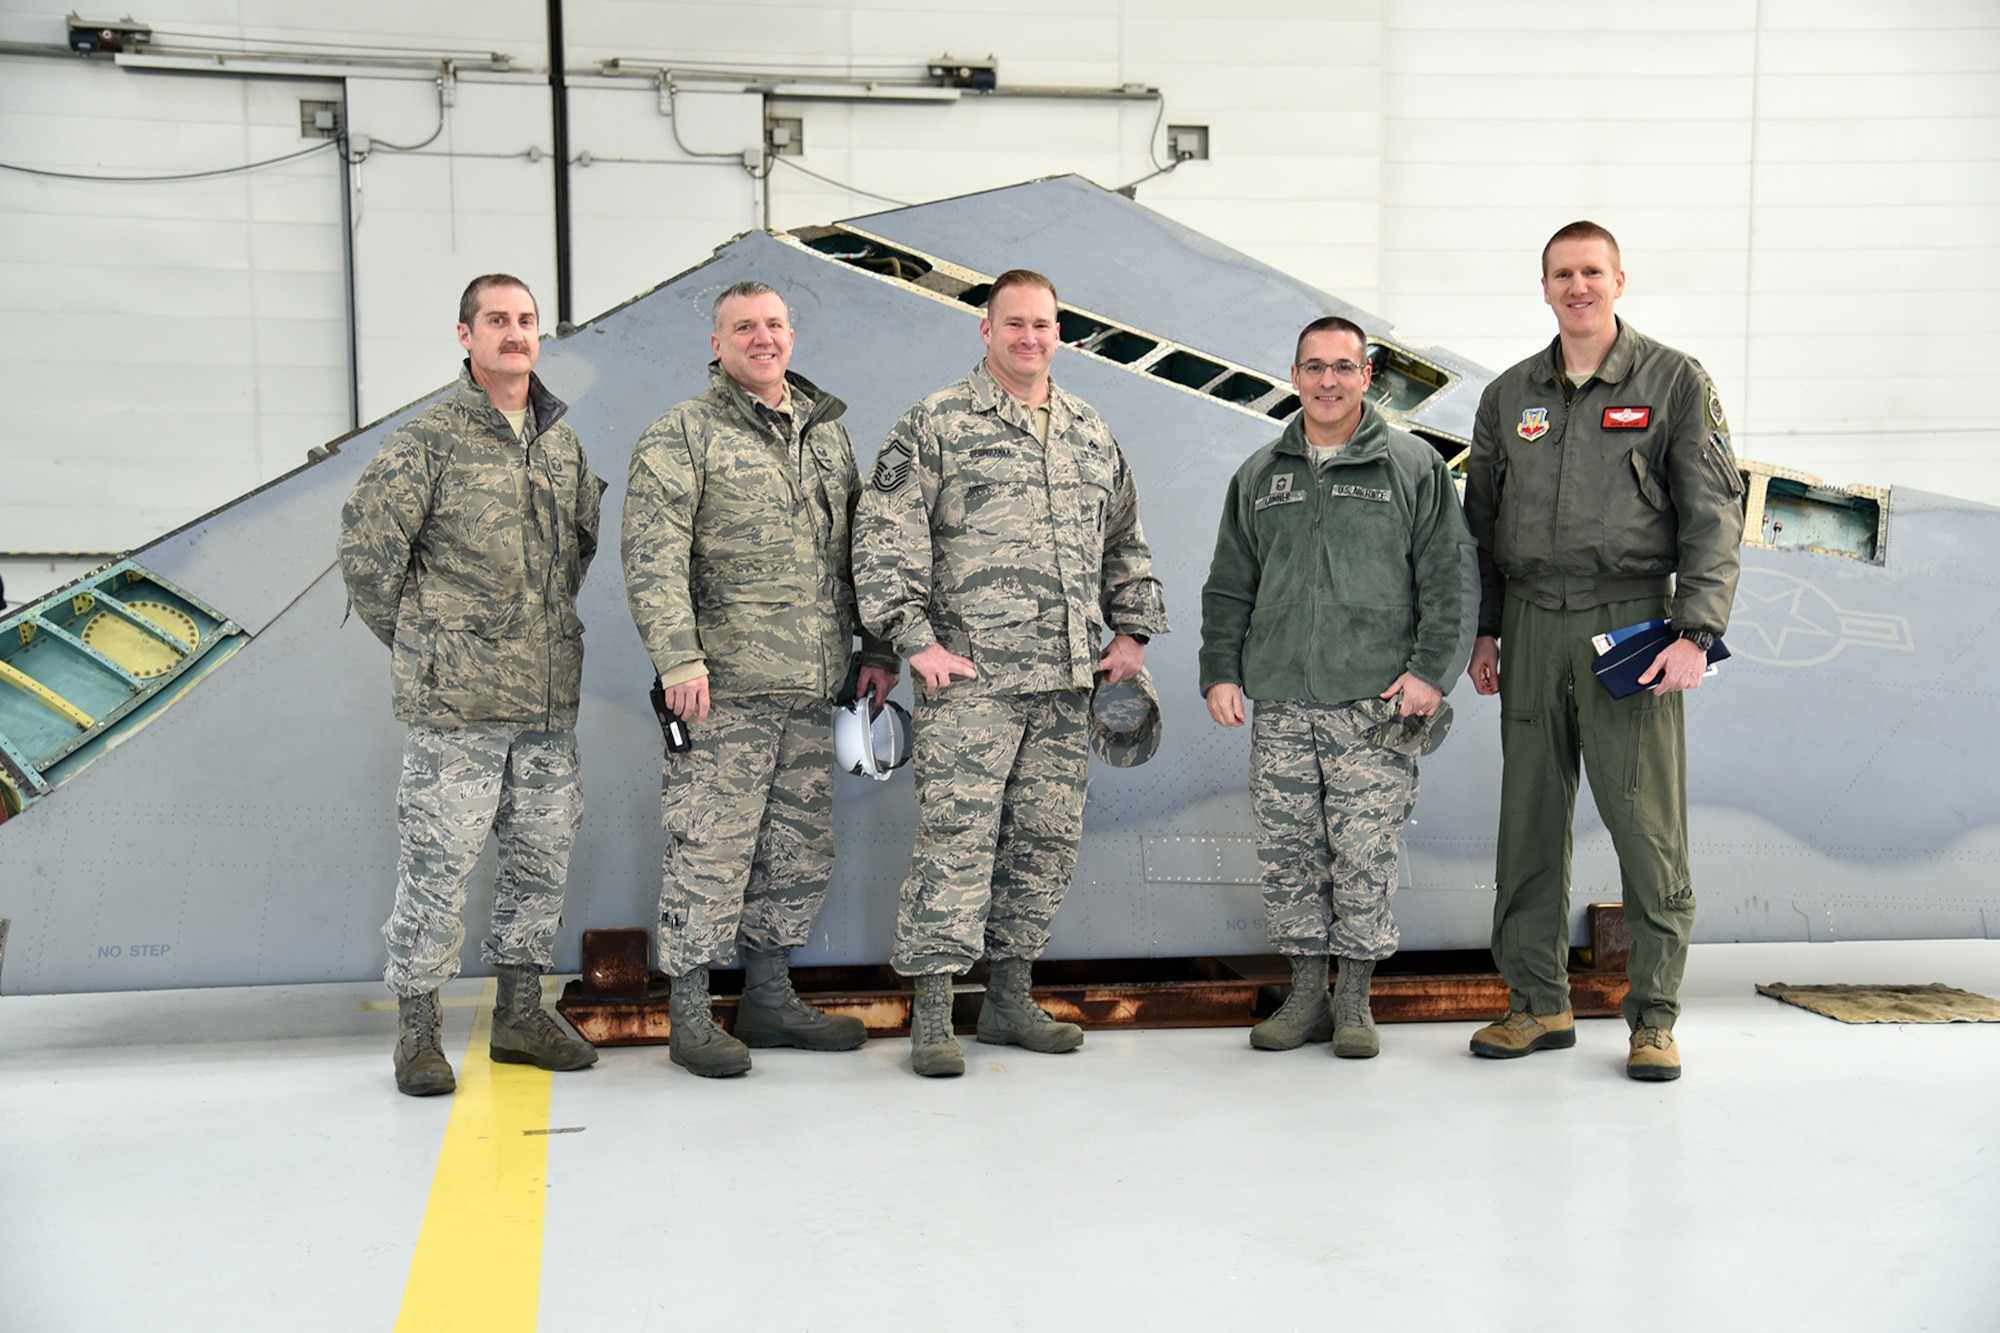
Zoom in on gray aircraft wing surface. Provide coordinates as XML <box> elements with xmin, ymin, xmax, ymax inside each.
<box><xmin>1</xmin><ymin>175</ymin><xmax>1995</xmax><ymax>996</ymax></box>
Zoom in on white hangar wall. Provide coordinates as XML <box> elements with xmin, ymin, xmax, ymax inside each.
<box><xmin>1381</xmin><ymin>0</ymin><xmax>2000</xmax><ymax>509</ymax></box>
<box><xmin>1</xmin><ymin>0</ymin><xmax>1996</xmax><ymax>603</ymax></box>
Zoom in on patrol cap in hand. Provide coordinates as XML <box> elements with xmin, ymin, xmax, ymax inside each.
<box><xmin>1369</xmin><ymin>697</ymin><xmax>1454</xmax><ymax>758</ymax></box>
<box><xmin>1090</xmin><ymin>666</ymin><xmax>1162</xmax><ymax>767</ymax></box>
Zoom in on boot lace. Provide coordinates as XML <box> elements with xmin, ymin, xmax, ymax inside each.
<box><xmin>1633</xmin><ymin>1026</ymin><xmax>1673</xmax><ymax>1050</ymax></box>
<box><xmin>914</xmin><ymin>981</ymin><xmax>954</xmax><ymax>1045</ymax></box>
<box><xmin>511</xmin><ymin>1001</ymin><xmax>572</xmax><ymax>1044</ymax></box>
<box><xmin>672</xmin><ymin>975</ymin><xmax>724</xmax><ymax>1039</ymax></box>
<box><xmin>1273</xmin><ymin>983</ymin><xmax>1325</xmax><ymax>1023</ymax></box>
<box><xmin>404</xmin><ymin>994</ymin><xmax>443</xmax><ymax>1051</ymax></box>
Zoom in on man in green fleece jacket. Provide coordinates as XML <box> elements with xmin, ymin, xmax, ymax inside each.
<box><xmin>1200</xmin><ymin>316</ymin><xmax>1476</xmax><ymax>1058</ymax></box>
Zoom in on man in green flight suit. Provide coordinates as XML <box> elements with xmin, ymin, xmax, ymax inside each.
<box><xmin>1462</xmin><ymin>222</ymin><xmax>1745</xmax><ymax>1081</ymax></box>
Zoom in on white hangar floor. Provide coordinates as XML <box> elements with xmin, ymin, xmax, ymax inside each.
<box><xmin>4</xmin><ymin>937</ymin><xmax>1997</xmax><ymax>1332</ymax></box>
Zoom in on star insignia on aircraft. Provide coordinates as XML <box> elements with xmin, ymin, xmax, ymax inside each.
<box><xmin>1729</xmin><ymin>569</ymin><xmax>1913</xmax><ymax>667</ymax></box>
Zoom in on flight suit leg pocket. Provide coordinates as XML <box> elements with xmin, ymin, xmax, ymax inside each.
<box><xmin>1621</xmin><ymin>691</ymin><xmax>1684</xmax><ymax>838</ymax></box>
<box><xmin>1499</xmin><ymin>705</ymin><xmax>1541</xmax><ymax>761</ymax></box>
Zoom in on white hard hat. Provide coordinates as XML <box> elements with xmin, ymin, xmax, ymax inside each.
<box><xmin>834</xmin><ymin>697</ymin><xmax>912</xmax><ymax>780</ymax></box>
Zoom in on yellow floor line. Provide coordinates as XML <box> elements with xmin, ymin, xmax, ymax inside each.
<box><xmin>395</xmin><ymin>979</ymin><xmax>552</xmax><ymax>1333</ymax></box>
<box><xmin>360</xmin><ymin>996</ymin><xmax>489</xmax><ymax>1011</ymax></box>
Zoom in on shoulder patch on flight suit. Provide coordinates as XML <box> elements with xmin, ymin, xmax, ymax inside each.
<box><xmin>1705</xmin><ymin>383</ymin><xmax>1730</xmax><ymax>437</ymax></box>
<box><xmin>1516</xmin><ymin>407</ymin><xmax>1550</xmax><ymax>440</ymax></box>
<box><xmin>872</xmin><ymin>441</ymin><xmax>914</xmax><ymax>493</ymax></box>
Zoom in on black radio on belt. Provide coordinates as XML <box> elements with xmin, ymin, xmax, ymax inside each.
<box><xmin>648</xmin><ymin>675</ymin><xmax>692</xmax><ymax>754</ymax></box>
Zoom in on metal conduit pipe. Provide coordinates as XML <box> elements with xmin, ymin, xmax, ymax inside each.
<box><xmin>546</xmin><ymin>0</ymin><xmax>573</xmax><ymax>330</ymax></box>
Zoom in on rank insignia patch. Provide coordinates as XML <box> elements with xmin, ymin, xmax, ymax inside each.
<box><xmin>1602</xmin><ymin>406</ymin><xmax>1651</xmax><ymax>429</ymax></box>
<box><xmin>1254</xmin><ymin>470</ymin><xmax>1307</xmax><ymax>510</ymax></box>
<box><xmin>871</xmin><ymin>441</ymin><xmax>914</xmax><ymax>493</ymax></box>
<box><xmin>1516</xmin><ymin>408</ymin><xmax>1550</xmax><ymax>441</ymax></box>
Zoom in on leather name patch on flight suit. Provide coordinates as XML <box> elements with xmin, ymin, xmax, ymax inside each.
<box><xmin>1602</xmin><ymin>406</ymin><xmax>1652</xmax><ymax>429</ymax></box>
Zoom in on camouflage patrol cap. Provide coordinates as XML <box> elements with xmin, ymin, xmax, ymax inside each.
<box><xmin>1090</xmin><ymin>666</ymin><xmax>1162</xmax><ymax>767</ymax></box>
<box><xmin>1368</xmin><ymin>697</ymin><xmax>1454</xmax><ymax>758</ymax></box>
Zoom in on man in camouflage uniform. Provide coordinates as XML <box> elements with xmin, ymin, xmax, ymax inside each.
<box><xmin>622</xmin><ymin>280</ymin><xmax>899</xmax><ymax>1078</ymax></box>
<box><xmin>340</xmin><ymin>273</ymin><xmax>606</xmax><ymax>1097</ymax></box>
<box><xmin>1200</xmin><ymin>316</ymin><xmax>1476</xmax><ymax>1060</ymax></box>
<box><xmin>1463</xmin><ymin>222</ymin><xmax>1744</xmax><ymax>1081</ymax></box>
<box><xmin>854</xmin><ymin>269</ymin><xmax>1169</xmax><ymax>1078</ymax></box>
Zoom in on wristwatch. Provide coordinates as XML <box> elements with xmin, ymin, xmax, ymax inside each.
<box><xmin>1128</xmin><ymin>633</ymin><xmax>1150</xmax><ymax>646</ymax></box>
<box><xmin>1676</xmin><ymin>627</ymin><xmax>1717</xmax><ymax>652</ymax></box>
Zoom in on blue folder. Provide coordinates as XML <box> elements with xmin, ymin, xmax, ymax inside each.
<box><xmin>1591</xmin><ymin>623</ymin><xmax>1730</xmax><ymax>700</ymax></box>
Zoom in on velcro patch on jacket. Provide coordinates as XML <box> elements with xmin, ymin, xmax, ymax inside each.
<box><xmin>1328</xmin><ymin>484</ymin><xmax>1391</xmax><ymax>503</ymax></box>
<box><xmin>1517</xmin><ymin>407</ymin><xmax>1549</xmax><ymax>440</ymax></box>
<box><xmin>1255</xmin><ymin>470</ymin><xmax>1306</xmax><ymax>510</ymax></box>
<box><xmin>1602</xmin><ymin>406</ymin><xmax>1651</xmax><ymax>429</ymax></box>
<box><xmin>871</xmin><ymin>441</ymin><xmax>914</xmax><ymax>493</ymax></box>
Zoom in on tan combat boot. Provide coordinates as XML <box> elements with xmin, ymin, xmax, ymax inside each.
<box><xmin>1250</xmin><ymin>954</ymin><xmax>1332</xmax><ymax>1051</ymax></box>
<box><xmin>490</xmin><ymin>963</ymin><xmax>599</xmax><ymax>1071</ymax></box>
<box><xmin>976</xmin><ymin>957</ymin><xmax>1083</xmax><ymax>1053</ymax></box>
<box><xmin>394</xmin><ymin>990</ymin><xmax>456</xmax><ymax>1097</ymax></box>
<box><xmin>1330</xmin><ymin>957</ymin><xmax>1379</xmax><ymax>1059</ymax></box>
<box><xmin>1627</xmin><ymin>1025</ymin><xmax>1681</xmax><ymax>1081</ymax></box>
<box><xmin>910</xmin><ymin>972</ymin><xmax>965</xmax><ymax>1078</ymax></box>
<box><xmin>1469</xmin><ymin>1007</ymin><xmax>1576</xmax><ymax>1058</ymax></box>
<box><xmin>668</xmin><ymin>966</ymin><xmax>752</xmax><ymax>1078</ymax></box>
<box><xmin>735</xmin><ymin>947</ymin><xmax>867</xmax><ymax>1051</ymax></box>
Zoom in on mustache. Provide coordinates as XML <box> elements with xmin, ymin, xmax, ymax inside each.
<box><xmin>498</xmin><ymin>342</ymin><xmax>534</xmax><ymax>354</ymax></box>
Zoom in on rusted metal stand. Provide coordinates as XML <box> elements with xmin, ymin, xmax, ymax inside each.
<box><xmin>557</xmin><ymin>905</ymin><xmax>1632</xmax><ymax>1045</ymax></box>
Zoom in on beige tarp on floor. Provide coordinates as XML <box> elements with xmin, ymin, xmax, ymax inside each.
<box><xmin>1756</xmin><ymin>982</ymin><xmax>2000</xmax><ymax>1024</ymax></box>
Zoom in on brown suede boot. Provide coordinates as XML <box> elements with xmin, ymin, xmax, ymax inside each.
<box><xmin>1627</xmin><ymin>1026</ymin><xmax>1681</xmax><ymax>1081</ymax></box>
<box><xmin>1469</xmin><ymin>1008</ymin><xmax>1576</xmax><ymax>1058</ymax></box>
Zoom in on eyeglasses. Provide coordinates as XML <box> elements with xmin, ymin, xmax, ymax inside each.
<box><xmin>1296</xmin><ymin>359</ymin><xmax>1368</xmax><ymax>381</ymax></box>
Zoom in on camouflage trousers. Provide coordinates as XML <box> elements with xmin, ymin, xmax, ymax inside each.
<box><xmin>1251</xmin><ymin>698</ymin><xmax>1418</xmax><ymax>963</ymax></box>
<box><xmin>893</xmin><ymin>688</ymin><xmax>1091</xmax><ymax>976</ymax></box>
<box><xmin>658</xmin><ymin>693</ymin><xmax>833</xmax><ymax>976</ymax></box>
<box><xmin>382</xmin><ymin>724</ymin><xmax>583</xmax><ymax>998</ymax></box>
